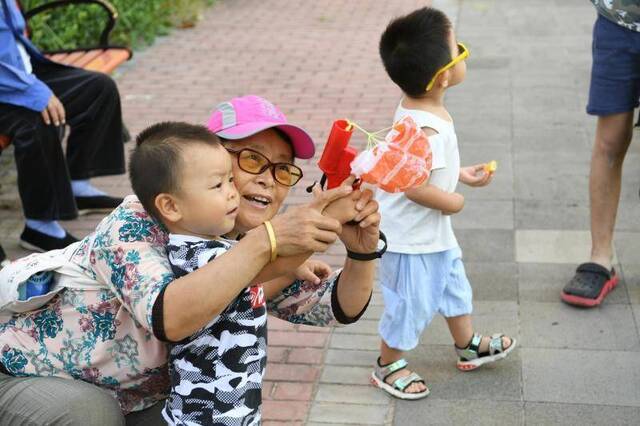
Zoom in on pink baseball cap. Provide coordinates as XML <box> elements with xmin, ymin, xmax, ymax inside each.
<box><xmin>207</xmin><ymin>95</ymin><xmax>315</xmax><ymax>159</ymax></box>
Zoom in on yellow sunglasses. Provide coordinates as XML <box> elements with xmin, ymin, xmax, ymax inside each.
<box><xmin>425</xmin><ymin>42</ymin><xmax>469</xmax><ymax>92</ymax></box>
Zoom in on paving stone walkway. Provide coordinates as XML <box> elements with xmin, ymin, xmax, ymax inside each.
<box><xmin>1</xmin><ymin>0</ymin><xmax>639</xmax><ymax>424</ymax></box>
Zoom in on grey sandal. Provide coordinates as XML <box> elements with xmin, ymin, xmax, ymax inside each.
<box><xmin>370</xmin><ymin>357</ymin><xmax>429</xmax><ymax>400</ymax></box>
<box><xmin>455</xmin><ymin>332</ymin><xmax>516</xmax><ymax>371</ymax></box>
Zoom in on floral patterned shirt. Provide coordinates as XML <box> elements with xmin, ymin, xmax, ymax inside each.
<box><xmin>0</xmin><ymin>196</ymin><xmax>363</xmax><ymax>414</ymax></box>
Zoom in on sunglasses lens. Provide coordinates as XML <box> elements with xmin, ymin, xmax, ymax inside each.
<box><xmin>238</xmin><ymin>150</ymin><xmax>268</xmax><ymax>173</ymax></box>
<box><xmin>274</xmin><ymin>164</ymin><xmax>302</xmax><ymax>186</ymax></box>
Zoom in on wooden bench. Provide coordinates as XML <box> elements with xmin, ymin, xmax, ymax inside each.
<box><xmin>0</xmin><ymin>0</ymin><xmax>132</xmax><ymax>152</ymax></box>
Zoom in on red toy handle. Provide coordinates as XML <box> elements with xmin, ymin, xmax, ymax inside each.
<box><xmin>318</xmin><ymin>120</ymin><xmax>360</xmax><ymax>190</ymax></box>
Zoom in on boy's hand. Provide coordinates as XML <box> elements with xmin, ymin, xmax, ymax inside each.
<box><xmin>459</xmin><ymin>164</ymin><xmax>493</xmax><ymax>187</ymax></box>
<box><xmin>316</xmin><ymin>176</ymin><xmax>360</xmax><ymax>224</ymax></box>
<box><xmin>294</xmin><ymin>259</ymin><xmax>332</xmax><ymax>285</ymax></box>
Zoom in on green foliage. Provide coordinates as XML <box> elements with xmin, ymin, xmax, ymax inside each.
<box><xmin>20</xmin><ymin>0</ymin><xmax>215</xmax><ymax>52</ymax></box>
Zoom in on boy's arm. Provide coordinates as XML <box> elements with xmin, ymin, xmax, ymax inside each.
<box><xmin>405</xmin><ymin>184</ymin><xmax>464</xmax><ymax>214</ymax></box>
<box><xmin>404</xmin><ymin>125</ymin><xmax>463</xmax><ymax>214</ymax></box>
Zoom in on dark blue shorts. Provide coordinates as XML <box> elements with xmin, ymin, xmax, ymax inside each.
<box><xmin>587</xmin><ymin>15</ymin><xmax>640</xmax><ymax>116</ymax></box>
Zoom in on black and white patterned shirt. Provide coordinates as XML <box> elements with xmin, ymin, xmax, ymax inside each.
<box><xmin>162</xmin><ymin>234</ymin><xmax>267</xmax><ymax>425</ymax></box>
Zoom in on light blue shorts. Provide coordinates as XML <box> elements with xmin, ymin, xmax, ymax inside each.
<box><xmin>378</xmin><ymin>247</ymin><xmax>473</xmax><ymax>351</ymax></box>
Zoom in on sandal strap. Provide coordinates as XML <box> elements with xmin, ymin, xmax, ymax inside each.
<box><xmin>455</xmin><ymin>333</ymin><xmax>482</xmax><ymax>361</ymax></box>
<box><xmin>393</xmin><ymin>372</ymin><xmax>424</xmax><ymax>391</ymax></box>
<box><xmin>376</xmin><ymin>358</ymin><xmax>408</xmax><ymax>382</ymax></box>
<box><xmin>488</xmin><ymin>334</ymin><xmax>506</xmax><ymax>355</ymax></box>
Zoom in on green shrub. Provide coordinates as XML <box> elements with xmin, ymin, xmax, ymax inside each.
<box><xmin>20</xmin><ymin>0</ymin><xmax>214</xmax><ymax>51</ymax></box>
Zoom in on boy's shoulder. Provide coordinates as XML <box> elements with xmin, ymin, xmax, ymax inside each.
<box><xmin>394</xmin><ymin>104</ymin><xmax>454</xmax><ymax>135</ymax></box>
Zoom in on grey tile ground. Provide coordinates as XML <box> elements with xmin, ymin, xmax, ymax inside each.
<box><xmin>519</xmin><ymin>302</ymin><xmax>640</xmax><ymax>351</ymax></box>
<box><xmin>524</xmin><ymin>402</ymin><xmax>640</xmax><ymax>426</ymax></box>
<box><xmin>522</xmin><ymin>348</ymin><xmax>640</xmax><ymax>407</ymax></box>
<box><xmin>395</xmin><ymin>399</ymin><xmax>524</xmax><ymax>426</ymax></box>
<box><xmin>463</xmin><ymin>262</ymin><xmax>518</xmax><ymax>302</ymax></box>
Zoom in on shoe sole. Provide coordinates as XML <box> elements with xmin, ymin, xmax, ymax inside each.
<box><xmin>456</xmin><ymin>339</ymin><xmax>517</xmax><ymax>371</ymax></box>
<box><xmin>560</xmin><ymin>275</ymin><xmax>619</xmax><ymax>307</ymax></box>
<box><xmin>369</xmin><ymin>372</ymin><xmax>430</xmax><ymax>400</ymax></box>
<box><xmin>77</xmin><ymin>208</ymin><xmax>114</xmax><ymax>216</ymax></box>
<box><xmin>19</xmin><ymin>239</ymin><xmax>46</xmax><ymax>253</ymax></box>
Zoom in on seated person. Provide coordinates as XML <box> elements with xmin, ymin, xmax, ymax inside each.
<box><xmin>0</xmin><ymin>0</ymin><xmax>125</xmax><ymax>252</ymax></box>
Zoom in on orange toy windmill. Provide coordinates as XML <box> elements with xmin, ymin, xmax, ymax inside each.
<box><xmin>315</xmin><ymin>116</ymin><xmax>433</xmax><ymax>193</ymax></box>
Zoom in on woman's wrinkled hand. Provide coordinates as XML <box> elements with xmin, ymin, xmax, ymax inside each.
<box><xmin>338</xmin><ymin>186</ymin><xmax>381</xmax><ymax>255</ymax></box>
<box><xmin>269</xmin><ymin>183</ymin><xmax>353</xmax><ymax>256</ymax></box>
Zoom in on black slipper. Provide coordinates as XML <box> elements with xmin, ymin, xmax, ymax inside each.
<box><xmin>561</xmin><ymin>262</ymin><xmax>618</xmax><ymax>307</ymax></box>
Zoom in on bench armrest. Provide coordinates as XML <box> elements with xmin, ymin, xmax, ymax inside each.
<box><xmin>24</xmin><ymin>0</ymin><xmax>118</xmax><ymax>48</ymax></box>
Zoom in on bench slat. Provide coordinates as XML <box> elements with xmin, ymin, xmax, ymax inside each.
<box><xmin>71</xmin><ymin>49</ymin><xmax>104</xmax><ymax>68</ymax></box>
<box><xmin>84</xmin><ymin>49</ymin><xmax>130</xmax><ymax>74</ymax></box>
<box><xmin>59</xmin><ymin>51</ymin><xmax>86</xmax><ymax>66</ymax></box>
<box><xmin>48</xmin><ymin>52</ymin><xmax>68</xmax><ymax>62</ymax></box>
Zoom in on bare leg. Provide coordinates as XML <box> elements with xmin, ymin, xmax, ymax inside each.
<box><xmin>446</xmin><ymin>314</ymin><xmax>511</xmax><ymax>351</ymax></box>
<box><xmin>379</xmin><ymin>340</ymin><xmax>427</xmax><ymax>393</ymax></box>
<box><xmin>589</xmin><ymin>111</ymin><xmax>634</xmax><ymax>269</ymax></box>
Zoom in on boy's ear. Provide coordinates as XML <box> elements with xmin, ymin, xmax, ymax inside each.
<box><xmin>154</xmin><ymin>193</ymin><xmax>182</xmax><ymax>224</ymax></box>
<box><xmin>437</xmin><ymin>69</ymin><xmax>450</xmax><ymax>90</ymax></box>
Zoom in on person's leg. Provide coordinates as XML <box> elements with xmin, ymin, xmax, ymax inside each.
<box><xmin>589</xmin><ymin>111</ymin><xmax>634</xmax><ymax>269</ymax></box>
<box><xmin>0</xmin><ymin>104</ymin><xmax>77</xmax><ymax>222</ymax></box>
<box><xmin>441</xmin><ymin>250</ymin><xmax>515</xmax><ymax>370</ymax></box>
<box><xmin>445</xmin><ymin>314</ymin><xmax>512</xmax><ymax>353</ymax></box>
<box><xmin>377</xmin><ymin>253</ymin><xmax>438</xmax><ymax>395</ymax></box>
<box><xmin>0</xmin><ymin>371</ymin><xmax>124</xmax><ymax>426</ymax></box>
<box><xmin>35</xmin><ymin>63</ymin><xmax>126</xmax><ymax>181</ymax></box>
<box><xmin>562</xmin><ymin>15</ymin><xmax>640</xmax><ymax>306</ymax></box>
<box><xmin>33</xmin><ymin>62</ymin><xmax>125</xmax><ymax>214</ymax></box>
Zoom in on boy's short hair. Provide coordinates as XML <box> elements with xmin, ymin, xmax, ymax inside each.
<box><xmin>380</xmin><ymin>7</ymin><xmax>452</xmax><ymax>97</ymax></box>
<box><xmin>129</xmin><ymin>122</ymin><xmax>221</xmax><ymax>219</ymax></box>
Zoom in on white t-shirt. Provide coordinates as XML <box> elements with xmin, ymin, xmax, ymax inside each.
<box><xmin>376</xmin><ymin>102</ymin><xmax>460</xmax><ymax>254</ymax></box>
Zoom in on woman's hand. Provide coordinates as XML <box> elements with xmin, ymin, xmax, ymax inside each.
<box><xmin>338</xmin><ymin>187</ymin><xmax>381</xmax><ymax>254</ymax></box>
<box><xmin>269</xmin><ymin>184</ymin><xmax>353</xmax><ymax>256</ymax></box>
<box><xmin>459</xmin><ymin>164</ymin><xmax>493</xmax><ymax>187</ymax></box>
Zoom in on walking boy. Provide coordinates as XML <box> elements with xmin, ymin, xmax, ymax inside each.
<box><xmin>371</xmin><ymin>7</ymin><xmax>516</xmax><ymax>399</ymax></box>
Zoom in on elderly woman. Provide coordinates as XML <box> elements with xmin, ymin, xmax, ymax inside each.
<box><xmin>0</xmin><ymin>95</ymin><xmax>381</xmax><ymax>425</ymax></box>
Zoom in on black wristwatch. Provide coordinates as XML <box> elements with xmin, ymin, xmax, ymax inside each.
<box><xmin>346</xmin><ymin>231</ymin><xmax>387</xmax><ymax>261</ymax></box>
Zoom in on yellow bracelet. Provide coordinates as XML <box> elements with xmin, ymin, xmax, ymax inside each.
<box><xmin>263</xmin><ymin>221</ymin><xmax>277</xmax><ymax>262</ymax></box>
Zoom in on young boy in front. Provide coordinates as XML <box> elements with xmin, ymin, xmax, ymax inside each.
<box><xmin>371</xmin><ymin>7</ymin><xmax>516</xmax><ymax>400</ymax></box>
<box><xmin>129</xmin><ymin>122</ymin><xmax>340</xmax><ymax>424</ymax></box>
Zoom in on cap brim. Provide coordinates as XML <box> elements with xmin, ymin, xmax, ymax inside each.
<box><xmin>215</xmin><ymin>122</ymin><xmax>315</xmax><ymax>159</ymax></box>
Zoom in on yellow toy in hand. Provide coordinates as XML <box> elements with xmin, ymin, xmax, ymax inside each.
<box><xmin>484</xmin><ymin>160</ymin><xmax>497</xmax><ymax>174</ymax></box>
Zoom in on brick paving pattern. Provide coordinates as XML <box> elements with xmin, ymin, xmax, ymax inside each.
<box><xmin>2</xmin><ymin>0</ymin><xmax>640</xmax><ymax>424</ymax></box>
